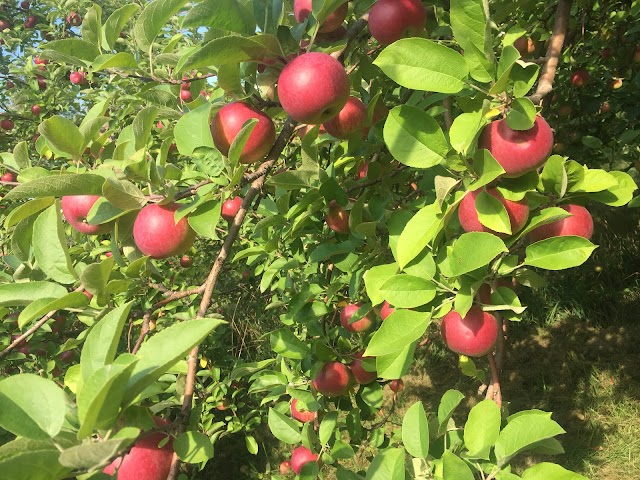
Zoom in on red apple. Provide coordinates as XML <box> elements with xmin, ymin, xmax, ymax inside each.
<box><xmin>36</xmin><ymin>75</ymin><xmax>46</xmax><ymax>90</ymax></box>
<box><xmin>293</xmin><ymin>0</ymin><xmax>348</xmax><ymax>33</ymax></box>
<box><xmin>325</xmin><ymin>203</ymin><xmax>350</xmax><ymax>234</ymax></box>
<box><xmin>634</xmin><ymin>46</ymin><xmax>640</xmax><ymax>63</ymax></box>
<box><xmin>529</xmin><ymin>204</ymin><xmax>593</xmax><ymax>242</ymax></box>
<box><xmin>211</xmin><ymin>102</ymin><xmax>276</xmax><ymax>164</ymax></box>
<box><xmin>458</xmin><ymin>187</ymin><xmax>529</xmax><ymax>236</ymax></box>
<box><xmin>322</xmin><ymin>96</ymin><xmax>367</xmax><ymax>139</ymax></box>
<box><xmin>357</xmin><ymin>162</ymin><xmax>368</xmax><ymax>179</ymax></box>
<box><xmin>241</xmin><ymin>270</ymin><xmax>250</xmax><ymax>281</ymax></box>
<box><xmin>441</xmin><ymin>306</ymin><xmax>499</xmax><ymax>357</ymax></box>
<box><xmin>179</xmin><ymin>89</ymin><xmax>192</xmax><ymax>102</ymax></box>
<box><xmin>31</xmin><ymin>104</ymin><xmax>41</xmax><ymax>116</ymax></box>
<box><xmin>1</xmin><ymin>172</ymin><xmax>16</xmax><ymax>182</ymax></box>
<box><xmin>601</xmin><ymin>47</ymin><xmax>612</xmax><ymax>59</ymax></box>
<box><xmin>290</xmin><ymin>446</ymin><xmax>318</xmax><ymax>475</ymax></box>
<box><xmin>513</xmin><ymin>36</ymin><xmax>536</xmax><ymax>57</ymax></box>
<box><xmin>179</xmin><ymin>255</ymin><xmax>192</xmax><ymax>268</ymax></box>
<box><xmin>69</xmin><ymin>71</ymin><xmax>86</xmax><ymax>85</ymax></box>
<box><xmin>389</xmin><ymin>379</ymin><xmax>404</xmax><ymax>393</ymax></box>
<box><xmin>316</xmin><ymin>25</ymin><xmax>348</xmax><ymax>44</ymax></box>
<box><xmin>558</xmin><ymin>104</ymin><xmax>572</xmax><ymax>118</ymax></box>
<box><xmin>59</xmin><ymin>350</ymin><xmax>75</xmax><ymax>363</ymax></box>
<box><xmin>570</xmin><ymin>69</ymin><xmax>590</xmax><ymax>87</ymax></box>
<box><xmin>0</xmin><ymin>119</ymin><xmax>14</xmax><ymax>131</ymax></box>
<box><xmin>349</xmin><ymin>350</ymin><xmax>377</xmax><ymax>384</ymax></box>
<box><xmin>368</xmin><ymin>0</ymin><xmax>427</xmax><ymax>45</ymax></box>
<box><xmin>132</xmin><ymin>203</ymin><xmax>196</xmax><ymax>259</ymax></box>
<box><xmin>312</xmin><ymin>361</ymin><xmax>351</xmax><ymax>397</ymax></box>
<box><xmin>298</xmin><ymin>124</ymin><xmax>327</xmax><ymax>140</ymax></box>
<box><xmin>0</xmin><ymin>20</ymin><xmax>10</xmax><ymax>30</ymax></box>
<box><xmin>278</xmin><ymin>52</ymin><xmax>350</xmax><ymax>124</ymax></box>
<box><xmin>181</xmin><ymin>81</ymin><xmax>190</xmax><ymax>90</ymax></box>
<box><xmin>61</xmin><ymin>195</ymin><xmax>111</xmax><ymax>235</ymax></box>
<box><xmin>50</xmin><ymin>315</ymin><xmax>66</xmax><ymax>335</ymax></box>
<box><xmin>221</xmin><ymin>196</ymin><xmax>243</xmax><ymax>222</ymax></box>
<box><xmin>380</xmin><ymin>301</ymin><xmax>395</xmax><ymax>320</ymax></box>
<box><xmin>290</xmin><ymin>398</ymin><xmax>317</xmax><ymax>423</ymax></box>
<box><xmin>20</xmin><ymin>1</ymin><xmax>29</xmax><ymax>9</ymax></box>
<box><xmin>66</xmin><ymin>12</ymin><xmax>82</xmax><ymax>26</ymax></box>
<box><xmin>478</xmin><ymin>115</ymin><xmax>554</xmax><ymax>177</ymax></box>
<box><xmin>83</xmin><ymin>290</ymin><xmax>93</xmax><ymax>301</ymax></box>
<box><xmin>280</xmin><ymin>461</ymin><xmax>292</xmax><ymax>474</ymax></box>
<box><xmin>156</xmin><ymin>121</ymin><xmax>164</xmax><ymax>129</ymax></box>
<box><xmin>340</xmin><ymin>303</ymin><xmax>374</xmax><ymax>333</ymax></box>
<box><xmin>103</xmin><ymin>418</ymin><xmax>174</xmax><ymax>480</ymax></box>
<box><xmin>610</xmin><ymin>77</ymin><xmax>623</xmax><ymax>90</ymax></box>
<box><xmin>24</xmin><ymin>15</ymin><xmax>36</xmax><ymax>28</ymax></box>
<box><xmin>6</xmin><ymin>80</ymin><xmax>14</xmax><ymax>89</ymax></box>
<box><xmin>600</xmin><ymin>101</ymin><xmax>611</xmax><ymax>113</ymax></box>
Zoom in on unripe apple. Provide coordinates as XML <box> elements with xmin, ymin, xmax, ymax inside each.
<box><xmin>278</xmin><ymin>52</ymin><xmax>350</xmax><ymax>124</ymax></box>
<box><xmin>66</xmin><ymin>12</ymin><xmax>82</xmax><ymax>26</ymax></box>
<box><xmin>570</xmin><ymin>69</ymin><xmax>590</xmax><ymax>87</ymax></box>
<box><xmin>441</xmin><ymin>306</ymin><xmax>499</xmax><ymax>357</ymax></box>
<box><xmin>380</xmin><ymin>301</ymin><xmax>395</xmax><ymax>320</ymax></box>
<box><xmin>69</xmin><ymin>71</ymin><xmax>86</xmax><ymax>85</ymax></box>
<box><xmin>103</xmin><ymin>417</ymin><xmax>174</xmax><ymax>480</ymax></box>
<box><xmin>61</xmin><ymin>195</ymin><xmax>111</xmax><ymax>235</ymax></box>
<box><xmin>1</xmin><ymin>172</ymin><xmax>16</xmax><ymax>182</ymax></box>
<box><xmin>458</xmin><ymin>187</ymin><xmax>529</xmax><ymax>236</ymax></box>
<box><xmin>179</xmin><ymin>255</ymin><xmax>192</xmax><ymax>268</ymax></box>
<box><xmin>280</xmin><ymin>461</ymin><xmax>292</xmax><ymax>474</ymax></box>
<box><xmin>478</xmin><ymin>116</ymin><xmax>553</xmax><ymax>177</ymax></box>
<box><xmin>0</xmin><ymin>119</ymin><xmax>14</xmax><ymax>131</ymax></box>
<box><xmin>322</xmin><ymin>96</ymin><xmax>367</xmax><ymax>139</ymax></box>
<box><xmin>132</xmin><ymin>203</ymin><xmax>196</xmax><ymax>259</ymax></box>
<box><xmin>368</xmin><ymin>0</ymin><xmax>427</xmax><ymax>45</ymax></box>
<box><xmin>325</xmin><ymin>203</ymin><xmax>349</xmax><ymax>234</ymax></box>
<box><xmin>389</xmin><ymin>379</ymin><xmax>404</xmax><ymax>393</ymax></box>
<box><xmin>31</xmin><ymin>104</ymin><xmax>41</xmax><ymax>116</ymax></box>
<box><xmin>290</xmin><ymin>398</ymin><xmax>317</xmax><ymax>423</ymax></box>
<box><xmin>340</xmin><ymin>303</ymin><xmax>374</xmax><ymax>333</ymax></box>
<box><xmin>290</xmin><ymin>446</ymin><xmax>319</xmax><ymax>475</ymax></box>
<box><xmin>179</xmin><ymin>89</ymin><xmax>192</xmax><ymax>102</ymax></box>
<box><xmin>529</xmin><ymin>204</ymin><xmax>594</xmax><ymax>242</ymax></box>
<box><xmin>221</xmin><ymin>196</ymin><xmax>243</xmax><ymax>222</ymax></box>
<box><xmin>211</xmin><ymin>102</ymin><xmax>276</xmax><ymax>164</ymax></box>
<box><xmin>349</xmin><ymin>350</ymin><xmax>377</xmax><ymax>384</ymax></box>
<box><xmin>293</xmin><ymin>0</ymin><xmax>348</xmax><ymax>33</ymax></box>
<box><xmin>514</xmin><ymin>36</ymin><xmax>536</xmax><ymax>57</ymax></box>
<box><xmin>312</xmin><ymin>361</ymin><xmax>351</xmax><ymax>397</ymax></box>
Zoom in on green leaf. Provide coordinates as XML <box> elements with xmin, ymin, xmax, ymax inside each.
<box><xmin>366</xmin><ymin>310</ymin><xmax>431</xmax><ymax>356</ymax></box>
<box><xmin>402</xmin><ymin>402</ymin><xmax>429</xmax><ymax>458</ymax></box>
<box><xmin>77</xmin><ymin>357</ymin><xmax>139</xmax><ymax>438</ymax></box>
<box><xmin>245</xmin><ymin>435</ymin><xmax>259</xmax><ymax>455</ymax></box>
<box><xmin>376</xmin><ymin>342</ymin><xmax>417</xmax><ymax>379</ymax></box>
<box><xmin>512</xmin><ymin>63</ymin><xmax>540</xmax><ymax>97</ymax></box>
<box><xmin>374</xmin><ymin>38</ymin><xmax>469</xmax><ymax>93</ymax></box>
<box><xmin>58</xmin><ymin>434</ymin><xmax>138</xmax><ymax>470</ymax></box>
<box><xmin>450</xmin><ymin>232</ymin><xmax>507</xmax><ymax>276</ymax></box>
<box><xmin>103</xmin><ymin>4</ymin><xmax>140</xmax><ymax>49</ymax></box>
<box><xmin>589</xmin><ymin>171</ymin><xmax>637</xmax><ymax>206</ymax></box>
<box><xmin>80</xmin><ymin>257</ymin><xmax>115</xmax><ymax>296</ymax></box>
<box><xmin>442</xmin><ymin>450</ymin><xmax>474</xmax><ymax>480</ymax></box>
<box><xmin>92</xmin><ymin>52</ymin><xmax>138</xmax><ymax>71</ymax></box>
<box><xmin>379</xmin><ymin>275</ymin><xmax>436</xmax><ymax>308</ymax></box>
<box><xmin>450</xmin><ymin>111</ymin><xmax>485</xmax><ymax>156</ymax></box>
<box><xmin>228</xmin><ymin>119</ymin><xmax>258</xmax><ymax>164</ymax></box>
<box><xmin>123</xmin><ymin>318</ymin><xmax>226</xmax><ymax>404</ymax></box>
<box><xmin>179</xmin><ymin>35</ymin><xmax>269</xmax><ymax>72</ymax></box>
<box><xmin>0</xmin><ymin>438</ymin><xmax>71</xmax><ymax>480</ymax></box>
<box><xmin>468</xmin><ymin>150</ymin><xmax>506</xmax><ymax>191</ymax></box>
<box><xmin>364</xmin><ymin>263</ymin><xmax>398</xmax><ymax>306</ymax></box>
<box><xmin>38</xmin><ymin>117</ymin><xmax>85</xmax><ymax>159</ymax></box>
<box><xmin>365</xmin><ymin>448</ymin><xmax>405</xmax><ymax>480</ymax></box>
<box><xmin>134</xmin><ymin>0</ymin><xmax>189</xmax><ymax>49</ymax></box>
<box><xmin>494</xmin><ymin>411</ymin><xmax>565</xmax><ymax>466</ymax></box>
<box><xmin>506</xmin><ymin>98</ymin><xmax>536</xmax><ymax>131</ymax></box>
<box><xmin>383</xmin><ymin>105</ymin><xmax>449</xmax><ymax>169</ymax></box>
<box><xmin>268</xmin><ymin>408</ymin><xmax>301</xmax><ymax>444</ymax></box>
<box><xmin>33</xmin><ymin>204</ymin><xmax>78</xmax><ymax>284</ymax></box>
<box><xmin>396</xmin><ymin>202</ymin><xmax>442</xmax><ymax>268</ymax></box>
<box><xmin>513</xmin><ymin>207</ymin><xmax>571</xmax><ymax>241</ymax></box>
<box><xmin>188</xmin><ymin>200</ymin><xmax>221</xmax><ymax>240</ymax></box>
<box><xmin>18</xmin><ymin>292</ymin><xmax>88</xmax><ymax>329</ymax></box>
<box><xmin>438</xmin><ymin>389</ymin><xmax>465</xmax><ymax>433</ymax></box>
<box><xmin>81</xmin><ymin>302</ymin><xmax>134</xmax><ymax>381</ymax></box>
<box><xmin>270</xmin><ymin>329</ymin><xmax>310</xmax><ymax>360</ymax></box>
<box><xmin>0</xmin><ymin>282</ymin><xmax>67</xmax><ymax>307</ymax></box>
<box><xmin>4</xmin><ymin>197</ymin><xmax>54</xmax><ymax>228</ymax></box>
<box><xmin>102</xmin><ymin>177</ymin><xmax>147</xmax><ymax>211</ymax></box>
<box><xmin>319</xmin><ymin>411</ymin><xmax>339</xmax><ymax>445</ymax></box>
<box><xmin>525</xmin><ymin>237</ymin><xmax>598</xmax><ymax>270</ymax></box>
<box><xmin>476</xmin><ymin>190</ymin><xmax>511</xmax><ymax>234</ymax></box>
<box><xmin>174</xmin><ymin>431</ymin><xmax>214</xmax><ymax>463</ymax></box>
<box><xmin>0</xmin><ymin>374</ymin><xmax>67</xmax><ymax>440</ymax></box>
<box><xmin>539</xmin><ymin>155</ymin><xmax>567</xmax><ymax>198</ymax></box>
<box><xmin>4</xmin><ymin>173</ymin><xmax>105</xmax><ymax>201</ymax></box>
<box><xmin>464</xmin><ymin>400</ymin><xmax>501</xmax><ymax>459</ymax></box>
<box><xmin>175</xmin><ymin>102</ymin><xmax>214</xmax><ymax>155</ymax></box>
<box><xmin>41</xmin><ymin>39</ymin><xmax>100</xmax><ymax>64</ymax></box>
<box><xmin>82</xmin><ymin>4</ymin><xmax>102</xmax><ymax>48</ymax></box>
<box><xmin>13</xmin><ymin>141</ymin><xmax>30</xmax><ymax>169</ymax></box>
<box><xmin>133</xmin><ymin>106</ymin><xmax>159</xmax><ymax>151</ymax></box>
<box><xmin>490</xmin><ymin>45</ymin><xmax>520</xmax><ymax>95</ymax></box>
<box><xmin>86</xmin><ymin>197</ymin><xmax>126</xmax><ymax>225</ymax></box>
<box><xmin>570</xmin><ymin>168</ymin><xmax>618</xmax><ymax>193</ymax></box>
<box><xmin>521</xmin><ymin>463</ymin><xmax>588</xmax><ymax>480</ymax></box>
<box><xmin>451</xmin><ymin>0</ymin><xmax>494</xmax><ymax>83</ymax></box>
<box><xmin>182</xmin><ymin>0</ymin><xmax>256</xmax><ymax>34</ymax></box>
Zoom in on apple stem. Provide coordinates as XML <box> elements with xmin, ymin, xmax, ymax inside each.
<box><xmin>443</xmin><ymin>97</ymin><xmax>453</xmax><ymax>129</ymax></box>
<box><xmin>330</xmin><ymin>14</ymin><xmax>370</xmax><ymax>64</ymax></box>
<box><xmin>527</xmin><ymin>0</ymin><xmax>572</xmax><ymax>105</ymax></box>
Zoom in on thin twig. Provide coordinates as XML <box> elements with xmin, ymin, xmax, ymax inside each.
<box><xmin>486</xmin><ymin>353</ymin><xmax>502</xmax><ymax>408</ymax></box>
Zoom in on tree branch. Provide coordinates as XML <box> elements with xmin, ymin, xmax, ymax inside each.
<box><xmin>527</xmin><ymin>0</ymin><xmax>573</xmax><ymax>105</ymax></box>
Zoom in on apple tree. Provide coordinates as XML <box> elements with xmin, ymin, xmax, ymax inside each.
<box><xmin>0</xmin><ymin>0</ymin><xmax>638</xmax><ymax>479</ymax></box>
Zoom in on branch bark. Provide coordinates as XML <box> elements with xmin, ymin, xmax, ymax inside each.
<box><xmin>527</xmin><ymin>0</ymin><xmax>573</xmax><ymax>105</ymax></box>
